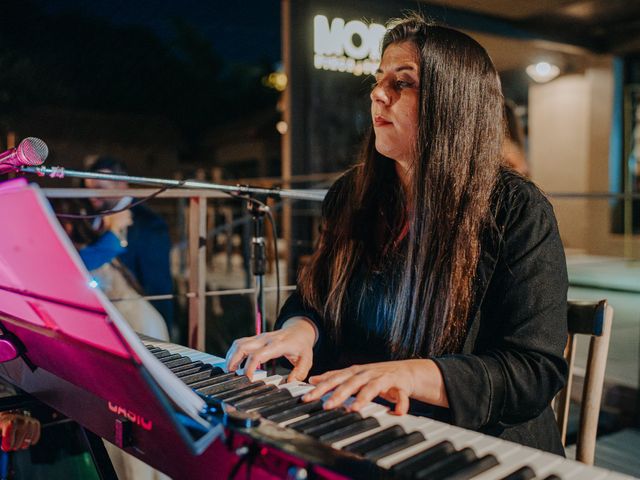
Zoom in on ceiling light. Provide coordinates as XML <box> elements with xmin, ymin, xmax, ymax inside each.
<box><xmin>526</xmin><ymin>62</ymin><xmax>560</xmax><ymax>83</ymax></box>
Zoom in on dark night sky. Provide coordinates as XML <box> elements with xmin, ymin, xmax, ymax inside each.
<box><xmin>34</xmin><ymin>0</ymin><xmax>281</xmax><ymax>65</ymax></box>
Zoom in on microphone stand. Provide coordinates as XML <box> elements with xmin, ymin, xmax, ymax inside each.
<box><xmin>21</xmin><ymin>165</ymin><xmax>326</xmax><ymax>336</ymax></box>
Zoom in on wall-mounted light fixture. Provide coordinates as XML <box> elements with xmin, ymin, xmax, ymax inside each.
<box><xmin>526</xmin><ymin>61</ymin><xmax>561</xmax><ymax>83</ymax></box>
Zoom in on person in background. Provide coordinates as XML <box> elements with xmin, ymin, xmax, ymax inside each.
<box><xmin>54</xmin><ymin>198</ymin><xmax>169</xmax><ymax>341</ymax></box>
<box><xmin>502</xmin><ymin>100</ymin><xmax>530</xmax><ymax>176</ymax></box>
<box><xmin>84</xmin><ymin>156</ymin><xmax>175</xmax><ymax>337</ymax></box>
<box><xmin>52</xmin><ymin>199</ymin><xmax>169</xmax><ymax>480</ymax></box>
<box><xmin>226</xmin><ymin>14</ymin><xmax>568</xmax><ymax>455</ymax></box>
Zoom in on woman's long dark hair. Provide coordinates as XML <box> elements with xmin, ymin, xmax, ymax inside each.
<box><xmin>299</xmin><ymin>15</ymin><xmax>504</xmax><ymax>358</ymax></box>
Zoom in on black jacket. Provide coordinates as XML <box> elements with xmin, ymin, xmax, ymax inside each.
<box><xmin>276</xmin><ymin>169</ymin><xmax>568</xmax><ymax>455</ymax></box>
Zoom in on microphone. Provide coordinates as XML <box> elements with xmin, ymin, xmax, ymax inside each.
<box><xmin>0</xmin><ymin>137</ymin><xmax>49</xmax><ymax>174</ymax></box>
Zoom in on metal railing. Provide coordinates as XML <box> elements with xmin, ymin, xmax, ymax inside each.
<box><xmin>39</xmin><ymin>186</ymin><xmax>640</xmax><ymax>352</ymax></box>
<box><xmin>43</xmin><ymin>187</ymin><xmax>304</xmax><ymax>351</ymax></box>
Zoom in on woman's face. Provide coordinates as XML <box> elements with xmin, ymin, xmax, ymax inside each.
<box><xmin>371</xmin><ymin>41</ymin><xmax>420</xmax><ymax>170</ymax></box>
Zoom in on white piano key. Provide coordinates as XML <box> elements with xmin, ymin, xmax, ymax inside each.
<box><xmin>261</xmin><ymin>375</ymin><xmax>284</xmax><ymax>386</ymax></box>
<box><xmin>278</xmin><ymin>414</ymin><xmax>310</xmax><ymax>427</ymax></box>
<box><xmin>277</xmin><ymin>381</ymin><xmax>315</xmax><ymax>397</ymax></box>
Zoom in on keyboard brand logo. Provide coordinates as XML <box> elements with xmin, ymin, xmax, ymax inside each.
<box><xmin>108</xmin><ymin>402</ymin><xmax>153</xmax><ymax>431</ymax></box>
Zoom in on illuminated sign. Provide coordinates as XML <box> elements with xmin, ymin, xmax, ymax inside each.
<box><xmin>313</xmin><ymin>15</ymin><xmax>385</xmax><ymax>76</ymax></box>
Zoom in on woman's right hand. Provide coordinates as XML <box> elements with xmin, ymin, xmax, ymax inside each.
<box><xmin>225</xmin><ymin>317</ymin><xmax>316</xmax><ymax>382</ymax></box>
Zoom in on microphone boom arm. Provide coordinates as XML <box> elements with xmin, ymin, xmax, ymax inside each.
<box><xmin>20</xmin><ymin>166</ymin><xmax>327</xmax><ymax>202</ymax></box>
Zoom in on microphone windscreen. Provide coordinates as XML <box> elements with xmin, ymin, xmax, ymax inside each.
<box><xmin>18</xmin><ymin>137</ymin><xmax>49</xmax><ymax>166</ymax></box>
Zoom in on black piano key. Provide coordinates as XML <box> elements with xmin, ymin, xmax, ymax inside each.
<box><xmin>246</xmin><ymin>393</ymin><xmax>300</xmax><ymax>413</ymax></box>
<box><xmin>175</xmin><ymin>364</ymin><xmax>213</xmax><ymax>378</ymax></box>
<box><xmin>183</xmin><ymin>369</ymin><xmax>230</xmax><ymax>386</ymax></box>
<box><xmin>219</xmin><ymin>384</ymin><xmax>277</xmax><ymax>403</ymax></box>
<box><xmin>344</xmin><ymin>425</ymin><xmax>406</xmax><ymax>455</ymax></box>
<box><xmin>164</xmin><ymin>357</ymin><xmax>192</xmax><ymax>369</ymax></box>
<box><xmin>442</xmin><ymin>454</ymin><xmax>499</xmax><ymax>480</ymax></box>
<box><xmin>363</xmin><ymin>430</ymin><xmax>426</xmax><ymax>461</ymax></box>
<box><xmin>288</xmin><ymin>409</ymin><xmax>346</xmax><ymax>432</ymax></box>
<box><xmin>500</xmin><ymin>466</ymin><xmax>536</xmax><ymax>480</ymax></box>
<box><xmin>146</xmin><ymin>346</ymin><xmax>162</xmax><ymax>353</ymax></box>
<box><xmin>208</xmin><ymin>382</ymin><xmax>267</xmax><ymax>401</ymax></box>
<box><xmin>255</xmin><ymin>396</ymin><xmax>302</xmax><ymax>416</ymax></box>
<box><xmin>302</xmin><ymin>412</ymin><xmax>362</xmax><ymax>437</ymax></box>
<box><xmin>188</xmin><ymin>375</ymin><xmax>242</xmax><ymax>392</ymax></box>
<box><xmin>542</xmin><ymin>476</ymin><xmax>562</xmax><ymax>480</ymax></box>
<box><xmin>412</xmin><ymin>447</ymin><xmax>476</xmax><ymax>480</ymax></box>
<box><xmin>237</xmin><ymin>390</ymin><xmax>293</xmax><ymax>412</ymax></box>
<box><xmin>171</xmin><ymin>361</ymin><xmax>204</xmax><ymax>374</ymax></box>
<box><xmin>318</xmin><ymin>416</ymin><xmax>380</xmax><ymax>443</ymax></box>
<box><xmin>178</xmin><ymin>365</ymin><xmax>219</xmax><ymax>383</ymax></box>
<box><xmin>265</xmin><ymin>399</ymin><xmax>324</xmax><ymax>423</ymax></box>
<box><xmin>158</xmin><ymin>353</ymin><xmax>182</xmax><ymax>363</ymax></box>
<box><xmin>195</xmin><ymin>376</ymin><xmax>250</xmax><ymax>396</ymax></box>
<box><xmin>391</xmin><ymin>440</ymin><xmax>456</xmax><ymax>476</ymax></box>
<box><xmin>151</xmin><ymin>349</ymin><xmax>172</xmax><ymax>359</ymax></box>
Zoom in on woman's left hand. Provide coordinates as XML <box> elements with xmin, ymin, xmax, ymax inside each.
<box><xmin>303</xmin><ymin>361</ymin><xmax>416</xmax><ymax>415</ymax></box>
<box><xmin>302</xmin><ymin>359</ymin><xmax>449</xmax><ymax>415</ymax></box>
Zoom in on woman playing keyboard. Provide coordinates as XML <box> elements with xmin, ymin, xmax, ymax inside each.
<box><xmin>226</xmin><ymin>13</ymin><xmax>568</xmax><ymax>456</ymax></box>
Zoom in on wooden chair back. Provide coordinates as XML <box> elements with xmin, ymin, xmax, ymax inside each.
<box><xmin>555</xmin><ymin>299</ymin><xmax>613</xmax><ymax>465</ymax></box>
